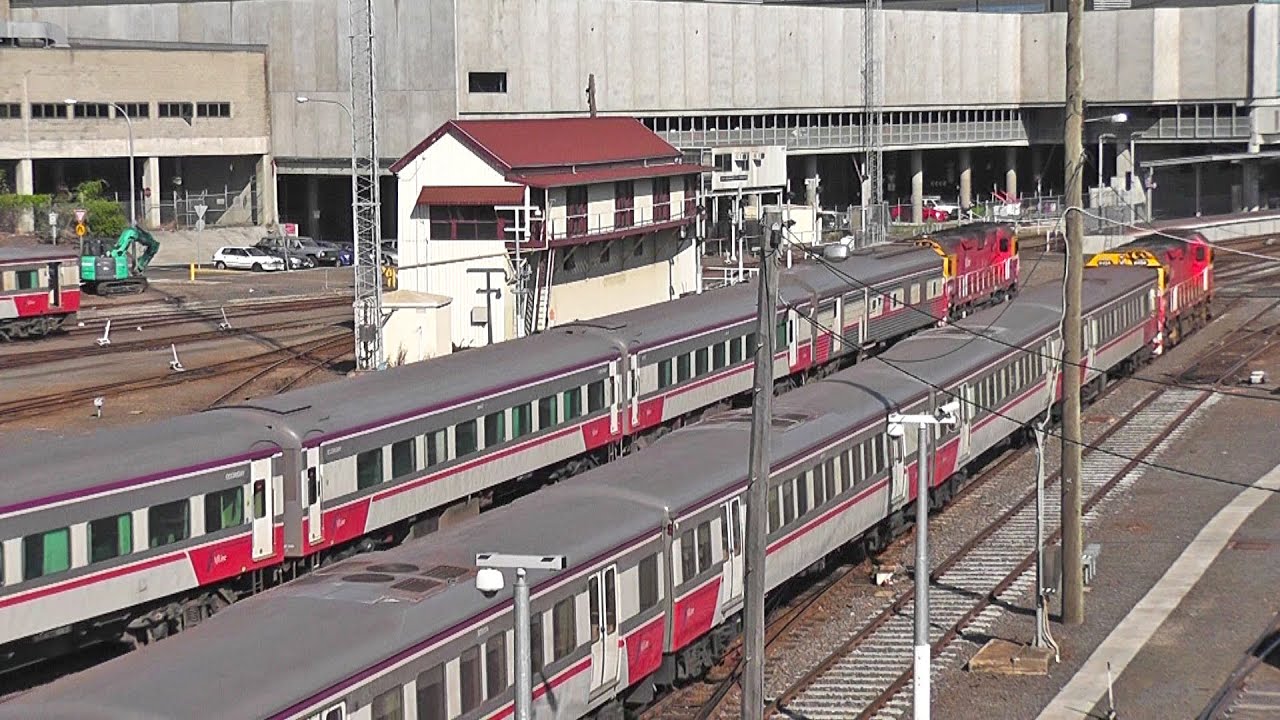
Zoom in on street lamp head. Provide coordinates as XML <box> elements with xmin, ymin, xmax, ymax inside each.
<box><xmin>1110</xmin><ymin>112</ymin><xmax>1129</xmax><ymax>123</ymax></box>
<box><xmin>295</xmin><ymin>96</ymin><xmax>310</xmax><ymax>104</ymax></box>
<box><xmin>64</xmin><ymin>98</ymin><xmax>77</xmax><ymax>106</ymax></box>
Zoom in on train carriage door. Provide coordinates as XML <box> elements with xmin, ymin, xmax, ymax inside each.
<box><xmin>46</xmin><ymin>262</ymin><xmax>61</xmax><ymax>308</ymax></box>
<box><xmin>305</xmin><ymin>447</ymin><xmax>323</xmax><ymax>546</ymax></box>
<box><xmin>250</xmin><ymin>457</ymin><xmax>275</xmax><ymax>560</ymax></box>
<box><xmin>589</xmin><ymin>565</ymin><xmax>620</xmax><ymax>696</ymax></box>
<box><xmin>890</xmin><ymin>432</ymin><xmax>909</xmax><ymax>506</ymax></box>
<box><xmin>720</xmin><ymin>497</ymin><xmax>744</xmax><ymax>606</ymax></box>
<box><xmin>833</xmin><ymin>297</ymin><xmax>843</xmax><ymax>353</ymax></box>
<box><xmin>958</xmin><ymin>384</ymin><xmax>973</xmax><ymax>462</ymax></box>
<box><xmin>629</xmin><ymin>362</ymin><xmax>640</xmax><ymax>428</ymax></box>
<box><xmin>818</xmin><ymin>302</ymin><xmax>836</xmax><ymax>356</ymax></box>
<box><xmin>609</xmin><ymin>360</ymin><xmax>621</xmax><ymax>435</ymax></box>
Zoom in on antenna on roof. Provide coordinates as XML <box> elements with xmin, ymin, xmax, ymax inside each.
<box><xmin>585</xmin><ymin>73</ymin><xmax>598</xmax><ymax>118</ymax></box>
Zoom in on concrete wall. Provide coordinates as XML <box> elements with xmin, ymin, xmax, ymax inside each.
<box><xmin>12</xmin><ymin>0</ymin><xmax>1274</xmax><ymax>162</ymax></box>
<box><xmin>12</xmin><ymin>0</ymin><xmax>458</xmax><ymax>162</ymax></box>
<box><xmin>0</xmin><ymin>45</ymin><xmax>270</xmax><ymax>160</ymax></box>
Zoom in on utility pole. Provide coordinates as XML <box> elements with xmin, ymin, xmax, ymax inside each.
<box><xmin>1061</xmin><ymin>0</ymin><xmax>1086</xmax><ymax>626</ymax></box>
<box><xmin>349</xmin><ymin>0</ymin><xmax>385</xmax><ymax>371</ymax></box>
<box><xmin>741</xmin><ymin>224</ymin><xmax>780</xmax><ymax>720</ymax></box>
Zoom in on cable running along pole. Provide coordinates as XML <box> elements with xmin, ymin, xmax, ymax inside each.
<box><xmin>741</xmin><ymin>225</ymin><xmax>780</xmax><ymax>720</ymax></box>
<box><xmin>1062</xmin><ymin>0</ymin><xmax>1087</xmax><ymax>626</ymax></box>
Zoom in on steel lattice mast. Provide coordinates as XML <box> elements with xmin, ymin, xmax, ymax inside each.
<box><xmin>349</xmin><ymin>0</ymin><xmax>384</xmax><ymax>370</ymax></box>
<box><xmin>863</xmin><ymin>0</ymin><xmax>885</xmax><ymax>246</ymax></box>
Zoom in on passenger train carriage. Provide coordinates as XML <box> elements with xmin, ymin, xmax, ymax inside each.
<box><xmin>0</xmin><ymin>243</ymin><xmax>970</xmax><ymax>671</ymax></box>
<box><xmin>1085</xmin><ymin>229</ymin><xmax>1213</xmax><ymax>354</ymax></box>
<box><xmin>0</xmin><ymin>268</ymin><xmax>1166</xmax><ymax>720</ymax></box>
<box><xmin>0</xmin><ymin>246</ymin><xmax>81</xmax><ymax>340</ymax></box>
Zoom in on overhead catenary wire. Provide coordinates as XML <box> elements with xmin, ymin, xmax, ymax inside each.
<box><xmin>782</xmin><ymin>303</ymin><xmax>1279</xmax><ymax>495</ymax></box>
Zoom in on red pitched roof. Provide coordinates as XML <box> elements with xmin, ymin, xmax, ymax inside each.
<box><xmin>391</xmin><ymin>117</ymin><xmax>682</xmax><ymax>174</ymax></box>
<box><xmin>416</xmin><ymin>185</ymin><xmax>526</xmax><ymax>206</ymax></box>
<box><xmin>510</xmin><ymin>163</ymin><xmax>710</xmax><ymax>189</ymax></box>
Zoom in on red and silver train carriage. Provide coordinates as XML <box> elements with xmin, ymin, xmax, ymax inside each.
<box><xmin>0</xmin><ymin>246</ymin><xmax>81</xmax><ymax>340</ymax></box>
<box><xmin>0</xmin><ymin>243</ymin><xmax>980</xmax><ymax>670</ymax></box>
<box><xmin>0</xmin><ymin>268</ymin><xmax>1165</xmax><ymax>720</ymax></box>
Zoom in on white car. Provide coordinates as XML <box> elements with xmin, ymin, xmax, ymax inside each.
<box><xmin>212</xmin><ymin>246</ymin><xmax>286</xmax><ymax>271</ymax></box>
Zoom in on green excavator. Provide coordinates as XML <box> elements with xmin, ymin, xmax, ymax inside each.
<box><xmin>80</xmin><ymin>226</ymin><xmax>161</xmax><ymax>296</ymax></box>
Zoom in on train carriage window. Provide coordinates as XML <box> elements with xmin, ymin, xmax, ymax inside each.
<box><xmin>680</xmin><ymin>529</ymin><xmax>697</xmax><ymax>582</ymax></box>
<box><xmin>22</xmin><ymin>527</ymin><xmax>70</xmax><ymax>580</ymax></box>
<box><xmin>459</xmin><ymin>645</ymin><xmax>482</xmax><ymax>713</ymax></box>
<box><xmin>484</xmin><ymin>411</ymin><xmax>506</xmax><ymax>446</ymax></box>
<box><xmin>745</xmin><ymin>333</ymin><xmax>758</xmax><ymax>359</ymax></box>
<box><xmin>1000</xmin><ymin>237</ymin><xmax>1010</xmax><ymax>253</ymax></box>
<box><xmin>356</xmin><ymin>448</ymin><xmax>384</xmax><ymax>490</ymax></box>
<box><xmin>15</xmin><ymin>269</ymin><xmax>38</xmax><ymax>290</ymax></box>
<box><xmin>455</xmin><ymin>419</ymin><xmax>478</xmax><ymax>457</ymax></box>
<box><xmin>775</xmin><ymin>317</ymin><xmax>788</xmax><ymax>351</ymax></box>
<box><xmin>391</xmin><ymin>439</ymin><xmax>415</xmax><ymax>478</ymax></box>
<box><xmin>553</xmin><ymin>596</ymin><xmax>577</xmax><ymax>660</ymax></box>
<box><xmin>605</xmin><ymin>567</ymin><xmax>617</xmax><ymax>634</ymax></box>
<box><xmin>321</xmin><ymin>704</ymin><xmax>345</xmax><ymax>720</ymax></box>
<box><xmin>530</xmin><ymin>612</ymin><xmax>545</xmax><ymax>674</ymax></box>
<box><xmin>825</xmin><ymin>459</ymin><xmax>838</xmax><ymax>499</ymax></box>
<box><xmin>512</xmin><ymin>403</ymin><xmax>532</xmax><ymax>437</ymax></box>
<box><xmin>1194</xmin><ymin>245</ymin><xmax>1206</xmax><ymax>262</ymax></box>
<box><xmin>638</xmin><ymin>554</ymin><xmax>660</xmax><ymax>611</ymax></box>
<box><xmin>414</xmin><ymin>664</ymin><xmax>445</xmax><ymax>720</ymax></box>
<box><xmin>486</xmin><ymin>631</ymin><xmax>508</xmax><ymax>698</ymax></box>
<box><xmin>874</xmin><ymin>437</ymin><xmax>887</xmax><ymax>474</ymax></box>
<box><xmin>796</xmin><ymin>474</ymin><xmax>810</xmax><ymax>516</ymax></box>
<box><xmin>910</xmin><ymin>284</ymin><xmax>922</xmax><ymax>305</ymax></box>
<box><xmin>425</xmin><ymin>429</ymin><xmax>447</xmax><ymax>467</ymax></box>
<box><xmin>204</xmin><ymin>487</ymin><xmax>244</xmax><ymax>533</ymax></box>
<box><xmin>658</xmin><ymin>359</ymin><xmax>673</xmax><ymax>389</ymax></box>
<box><xmin>538</xmin><ymin>396</ymin><xmax>558</xmax><ymax>429</ymax></box>
<box><xmin>730</xmin><ymin>337</ymin><xmax>745</xmax><ymax>364</ymax></box>
<box><xmin>696</xmin><ymin>521</ymin><xmax>712</xmax><ymax>570</ymax></box>
<box><xmin>695</xmin><ymin>347</ymin><xmax>709</xmax><ymax>376</ymax></box>
<box><xmin>148</xmin><ymin>499</ymin><xmax>190</xmax><ymax>548</ymax></box>
<box><xmin>768</xmin><ymin>486</ymin><xmax>781</xmax><ymax>533</ymax></box>
<box><xmin>563</xmin><ymin>387</ymin><xmax>583</xmax><ymax>420</ymax></box>
<box><xmin>841</xmin><ymin>451</ymin><xmax>854</xmax><ymax>492</ymax></box>
<box><xmin>812</xmin><ymin>466</ymin><xmax>826</xmax><ymax>507</ymax></box>
<box><xmin>370</xmin><ymin>685</ymin><xmax>403</xmax><ymax>720</ymax></box>
<box><xmin>781</xmin><ymin>482</ymin><xmax>796</xmax><ymax>526</ymax></box>
<box><xmin>590</xmin><ymin>575</ymin><xmax>601</xmax><ymax>642</ymax></box>
<box><xmin>713</xmin><ymin>342</ymin><xmax>727</xmax><ymax>370</ymax></box>
<box><xmin>676</xmin><ymin>354</ymin><xmax>691</xmax><ymax>383</ymax></box>
<box><xmin>89</xmin><ymin>513</ymin><xmax>132</xmax><ymax>563</ymax></box>
<box><xmin>587</xmin><ymin>379</ymin><xmax>608</xmax><ymax>412</ymax></box>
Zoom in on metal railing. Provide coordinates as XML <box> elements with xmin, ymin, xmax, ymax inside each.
<box><xmin>661</xmin><ymin>118</ymin><xmax>1027</xmax><ymax>151</ymax></box>
<box><xmin>544</xmin><ymin>201</ymin><xmax>695</xmax><ymax>244</ymax></box>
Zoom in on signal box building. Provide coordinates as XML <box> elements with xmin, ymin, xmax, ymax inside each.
<box><xmin>392</xmin><ymin>117</ymin><xmax>706</xmax><ymax>349</ymax></box>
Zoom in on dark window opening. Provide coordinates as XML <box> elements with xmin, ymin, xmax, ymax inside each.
<box><xmin>428</xmin><ymin>205</ymin><xmax>506</xmax><ymax>241</ymax></box>
<box><xmin>30</xmin><ymin>103</ymin><xmax>68</xmax><ymax>119</ymax></box>
<box><xmin>0</xmin><ymin>103</ymin><xmax>21</xmax><ymax>119</ymax></box>
<box><xmin>468</xmin><ymin>71</ymin><xmax>508</xmax><ymax>93</ymax></box>
<box><xmin>158</xmin><ymin>102</ymin><xmax>194</xmax><ymax>119</ymax></box>
<box><xmin>566</xmin><ymin>185</ymin><xmax>589</xmax><ymax>237</ymax></box>
<box><xmin>115</xmin><ymin>102</ymin><xmax>149</xmax><ymax>119</ymax></box>
<box><xmin>205</xmin><ymin>486</ymin><xmax>244</xmax><ymax>533</ymax></box>
<box><xmin>614</xmin><ymin>180</ymin><xmax>634</xmax><ymax>228</ymax></box>
<box><xmin>653</xmin><ymin>177</ymin><xmax>671</xmax><ymax>222</ymax></box>
<box><xmin>196</xmin><ymin>101</ymin><xmax>231</xmax><ymax>118</ymax></box>
<box><xmin>72</xmin><ymin>102</ymin><xmax>110</xmax><ymax>118</ymax></box>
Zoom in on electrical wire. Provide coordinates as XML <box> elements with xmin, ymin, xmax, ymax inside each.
<box><xmin>788</xmin><ymin>241</ymin><xmax>1280</xmax><ymax>404</ymax></box>
<box><xmin>783</xmin><ymin>305</ymin><xmax>1279</xmax><ymax>494</ymax></box>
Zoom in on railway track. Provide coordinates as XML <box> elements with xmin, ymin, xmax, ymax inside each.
<box><xmin>0</xmin><ymin>332</ymin><xmax>349</xmax><ymax>424</ymax></box>
<box><xmin>0</xmin><ymin>296</ymin><xmax>351</xmax><ymax>370</ymax></box>
<box><xmin>1198</xmin><ymin>610</ymin><xmax>1280</xmax><ymax>720</ymax></box>
<box><xmin>1175</xmin><ymin>300</ymin><xmax>1280</xmax><ymax>387</ymax></box>
<box><xmin>206</xmin><ymin>334</ymin><xmax>352</xmax><ymax>408</ymax></box>
<box><xmin>770</xmin><ymin>386</ymin><xmax>1215</xmax><ymax>719</ymax></box>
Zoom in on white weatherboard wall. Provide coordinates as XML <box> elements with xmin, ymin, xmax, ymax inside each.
<box><xmin>395</xmin><ymin>132</ymin><xmax>520</xmax><ymax>347</ymax></box>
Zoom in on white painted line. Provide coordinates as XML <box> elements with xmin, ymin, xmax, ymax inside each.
<box><xmin>1036</xmin><ymin>463</ymin><xmax>1280</xmax><ymax>719</ymax></box>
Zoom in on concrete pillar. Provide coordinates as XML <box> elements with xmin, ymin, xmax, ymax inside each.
<box><xmin>256</xmin><ymin>154</ymin><xmax>277</xmax><ymax>226</ymax></box>
<box><xmin>958</xmin><ymin>148</ymin><xmax>972</xmax><ymax>211</ymax></box>
<box><xmin>1031</xmin><ymin>145</ymin><xmax>1044</xmax><ymax>196</ymax></box>
<box><xmin>804</xmin><ymin>155</ymin><xmax>819</xmax><ymax>207</ymax></box>
<box><xmin>15</xmin><ymin>158</ymin><xmax>34</xmax><ymax>233</ymax></box>
<box><xmin>910</xmin><ymin>150</ymin><xmax>924</xmax><ymax>225</ymax></box>
<box><xmin>1004</xmin><ymin>146</ymin><xmax>1018</xmax><ymax>200</ymax></box>
<box><xmin>1242</xmin><ymin>161</ymin><xmax>1261</xmax><ymax>211</ymax></box>
<box><xmin>306</xmin><ymin>175</ymin><xmax>321</xmax><ymax>239</ymax></box>
<box><xmin>0</xmin><ymin>0</ymin><xmax>10</xmax><ymax>22</ymax></box>
<box><xmin>143</xmin><ymin>156</ymin><xmax>161</xmax><ymax>228</ymax></box>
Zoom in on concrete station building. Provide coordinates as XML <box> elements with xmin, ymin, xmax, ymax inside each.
<box><xmin>4</xmin><ymin>0</ymin><xmax>1279</xmax><ymax>334</ymax></box>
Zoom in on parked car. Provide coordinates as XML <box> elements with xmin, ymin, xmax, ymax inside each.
<box><xmin>380</xmin><ymin>241</ymin><xmax>398</xmax><ymax>267</ymax></box>
<box><xmin>212</xmin><ymin>246</ymin><xmax>286</xmax><ymax>272</ymax></box>
<box><xmin>255</xmin><ymin>236</ymin><xmax>337</xmax><ymax>267</ymax></box>
<box><xmin>890</xmin><ymin>196</ymin><xmax>957</xmax><ymax>222</ymax></box>
<box><xmin>313</xmin><ymin>240</ymin><xmax>351</xmax><ymax>267</ymax></box>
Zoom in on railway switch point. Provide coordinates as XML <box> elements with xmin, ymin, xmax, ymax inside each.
<box><xmin>169</xmin><ymin>344</ymin><xmax>186</xmax><ymax>373</ymax></box>
<box><xmin>968</xmin><ymin>639</ymin><xmax>1053</xmax><ymax>676</ymax></box>
<box><xmin>95</xmin><ymin>319</ymin><xmax>112</xmax><ymax>347</ymax></box>
<box><xmin>218</xmin><ymin>307</ymin><xmax>233</xmax><ymax>331</ymax></box>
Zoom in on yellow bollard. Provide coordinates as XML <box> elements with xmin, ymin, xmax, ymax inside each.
<box><xmin>190</xmin><ymin>263</ymin><xmax>196</xmax><ymax>281</ymax></box>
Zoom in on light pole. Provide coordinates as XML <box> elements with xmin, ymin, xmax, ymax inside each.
<box><xmin>475</xmin><ymin>552</ymin><xmax>568</xmax><ymax>720</ymax></box>
<box><xmin>1096</xmin><ymin>133</ymin><xmax>1116</xmax><ymax>206</ymax></box>
<box><xmin>296</xmin><ymin>95</ymin><xmax>358</xmax><ymax>274</ymax></box>
<box><xmin>1128</xmin><ymin>131</ymin><xmax>1146</xmax><ymax>224</ymax></box>
<box><xmin>887</xmin><ymin>399</ymin><xmax>960</xmax><ymax>720</ymax></box>
<box><xmin>66</xmin><ymin>99</ymin><xmax>136</xmax><ymax>228</ymax></box>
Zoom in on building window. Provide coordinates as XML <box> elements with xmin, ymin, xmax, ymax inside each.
<box><xmin>158</xmin><ymin>102</ymin><xmax>194</xmax><ymax>119</ymax></box>
<box><xmin>196</xmin><ymin>101</ymin><xmax>231</xmax><ymax>118</ymax></box>
<box><xmin>614</xmin><ymin>181</ymin><xmax>634</xmax><ymax>228</ymax></box>
<box><xmin>684</xmin><ymin>174</ymin><xmax>698</xmax><ymax>218</ymax></box>
<box><xmin>566</xmin><ymin>186</ymin><xmax>588</xmax><ymax>237</ymax></box>
<box><xmin>0</xmin><ymin>103</ymin><xmax>20</xmax><ymax>119</ymax></box>
<box><xmin>468</xmin><ymin>71</ymin><xmax>508</xmax><ymax>94</ymax></box>
<box><xmin>72</xmin><ymin>102</ymin><xmax>111</xmax><ymax>119</ymax></box>
<box><xmin>30</xmin><ymin>103</ymin><xmax>68</xmax><ymax>119</ymax></box>
<box><xmin>653</xmin><ymin>177</ymin><xmax>671</xmax><ymax>222</ymax></box>
<box><xmin>115</xmin><ymin>102</ymin><xmax>149</xmax><ymax>119</ymax></box>
<box><xmin>427</xmin><ymin>205</ymin><xmax>504</xmax><ymax>240</ymax></box>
